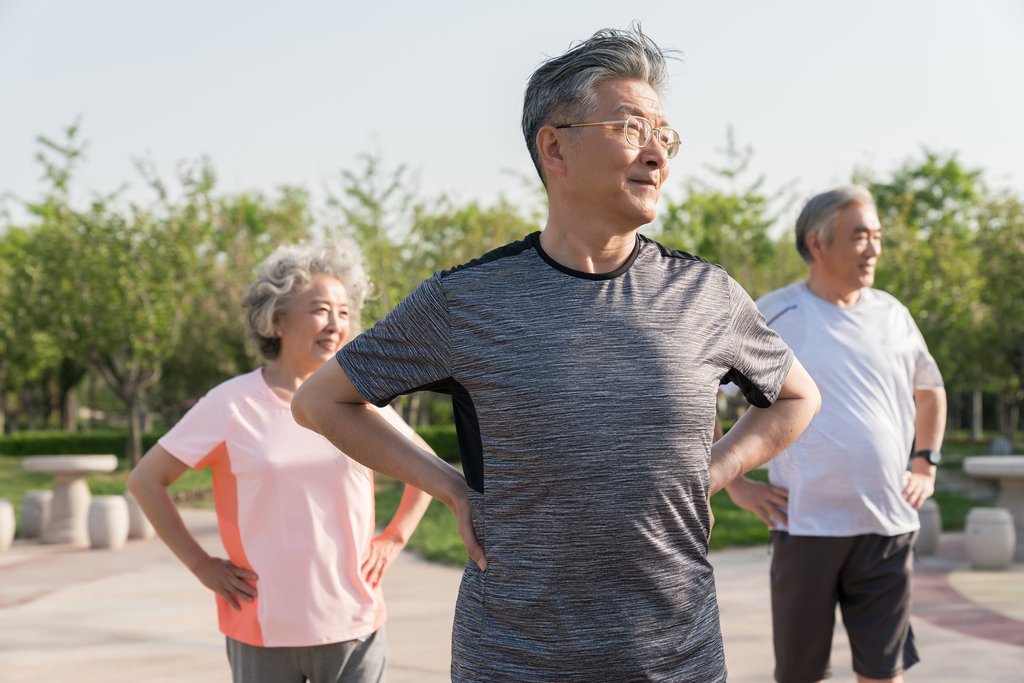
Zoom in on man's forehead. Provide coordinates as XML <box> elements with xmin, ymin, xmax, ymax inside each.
<box><xmin>596</xmin><ymin>79</ymin><xmax>668</xmax><ymax>123</ymax></box>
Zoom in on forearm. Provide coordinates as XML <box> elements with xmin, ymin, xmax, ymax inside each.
<box><xmin>126</xmin><ymin>474</ymin><xmax>210</xmax><ymax>572</ymax></box>
<box><xmin>914</xmin><ymin>387</ymin><xmax>947</xmax><ymax>451</ymax></box>
<box><xmin>709</xmin><ymin>359</ymin><xmax>820</xmax><ymax>495</ymax></box>
<box><xmin>711</xmin><ymin>396</ymin><xmax>814</xmax><ymax>493</ymax></box>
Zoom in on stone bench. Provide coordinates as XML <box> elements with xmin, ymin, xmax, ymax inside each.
<box><xmin>21</xmin><ymin>455</ymin><xmax>117</xmax><ymax>546</ymax></box>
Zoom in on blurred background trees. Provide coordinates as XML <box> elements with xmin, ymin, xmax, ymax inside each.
<box><xmin>2</xmin><ymin>124</ymin><xmax>1024</xmax><ymax>451</ymax></box>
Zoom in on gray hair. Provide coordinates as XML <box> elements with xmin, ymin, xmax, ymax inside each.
<box><xmin>521</xmin><ymin>25</ymin><xmax>675</xmax><ymax>185</ymax></box>
<box><xmin>795</xmin><ymin>185</ymin><xmax>876</xmax><ymax>263</ymax></box>
<box><xmin>241</xmin><ymin>240</ymin><xmax>369</xmax><ymax>360</ymax></box>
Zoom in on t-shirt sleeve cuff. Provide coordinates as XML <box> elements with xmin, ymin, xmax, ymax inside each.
<box><xmin>336</xmin><ymin>350</ymin><xmax>395</xmax><ymax>408</ymax></box>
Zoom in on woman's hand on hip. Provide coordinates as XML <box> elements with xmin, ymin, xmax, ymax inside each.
<box><xmin>362</xmin><ymin>532</ymin><xmax>405</xmax><ymax>589</ymax></box>
<box><xmin>192</xmin><ymin>556</ymin><xmax>258</xmax><ymax>611</ymax></box>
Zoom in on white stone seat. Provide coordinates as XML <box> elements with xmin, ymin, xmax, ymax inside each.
<box><xmin>88</xmin><ymin>496</ymin><xmax>130</xmax><ymax>550</ymax></box>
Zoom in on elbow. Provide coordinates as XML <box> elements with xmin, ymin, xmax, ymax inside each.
<box><xmin>809</xmin><ymin>383</ymin><xmax>822</xmax><ymax>417</ymax></box>
<box><xmin>125</xmin><ymin>468</ymin><xmax>141</xmax><ymax>497</ymax></box>
<box><xmin>291</xmin><ymin>384</ymin><xmax>314</xmax><ymax>429</ymax></box>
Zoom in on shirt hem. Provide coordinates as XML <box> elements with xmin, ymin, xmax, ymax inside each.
<box><xmin>226</xmin><ymin>621</ymin><xmax>382</xmax><ymax>648</ymax></box>
<box><xmin>781</xmin><ymin>522</ymin><xmax>921</xmax><ymax>538</ymax></box>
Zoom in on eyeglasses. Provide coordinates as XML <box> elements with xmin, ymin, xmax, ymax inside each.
<box><xmin>555</xmin><ymin>116</ymin><xmax>680</xmax><ymax>158</ymax></box>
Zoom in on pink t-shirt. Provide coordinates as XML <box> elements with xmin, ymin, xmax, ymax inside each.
<box><xmin>159</xmin><ymin>368</ymin><xmax>415</xmax><ymax>647</ymax></box>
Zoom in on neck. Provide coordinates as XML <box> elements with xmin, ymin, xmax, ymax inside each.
<box><xmin>805</xmin><ymin>268</ymin><xmax>862</xmax><ymax>307</ymax></box>
<box><xmin>539</xmin><ymin>198</ymin><xmax>640</xmax><ymax>274</ymax></box>
<box><xmin>262</xmin><ymin>357</ymin><xmax>315</xmax><ymax>400</ymax></box>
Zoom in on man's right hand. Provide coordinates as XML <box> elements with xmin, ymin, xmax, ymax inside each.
<box><xmin>191</xmin><ymin>555</ymin><xmax>259</xmax><ymax>611</ymax></box>
<box><xmin>447</xmin><ymin>489</ymin><xmax>487</xmax><ymax>572</ymax></box>
<box><xmin>724</xmin><ymin>476</ymin><xmax>789</xmax><ymax>529</ymax></box>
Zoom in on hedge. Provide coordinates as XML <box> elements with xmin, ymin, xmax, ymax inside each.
<box><xmin>0</xmin><ymin>430</ymin><xmax>166</xmax><ymax>460</ymax></box>
<box><xmin>0</xmin><ymin>424</ymin><xmax>462</xmax><ymax>464</ymax></box>
<box><xmin>414</xmin><ymin>424</ymin><xmax>460</xmax><ymax>463</ymax></box>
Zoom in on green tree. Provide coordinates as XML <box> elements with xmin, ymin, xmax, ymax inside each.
<box><xmin>975</xmin><ymin>191</ymin><xmax>1024</xmax><ymax>440</ymax></box>
<box><xmin>863</xmin><ymin>151</ymin><xmax>985</xmax><ymax>391</ymax></box>
<box><xmin>659</xmin><ymin>127</ymin><xmax>802</xmax><ymax>299</ymax></box>
<box><xmin>325</xmin><ymin>154</ymin><xmax>420</xmax><ymax>327</ymax></box>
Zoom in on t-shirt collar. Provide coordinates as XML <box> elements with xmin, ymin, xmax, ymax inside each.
<box><xmin>528</xmin><ymin>231</ymin><xmax>641</xmax><ymax>281</ymax></box>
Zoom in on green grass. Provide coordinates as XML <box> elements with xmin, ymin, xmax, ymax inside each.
<box><xmin>708</xmin><ymin>468</ymin><xmax>772</xmax><ymax>550</ymax></box>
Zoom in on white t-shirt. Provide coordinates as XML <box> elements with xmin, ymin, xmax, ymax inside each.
<box><xmin>758</xmin><ymin>282</ymin><xmax>943</xmax><ymax>537</ymax></box>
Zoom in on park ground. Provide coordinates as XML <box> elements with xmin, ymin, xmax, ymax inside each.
<box><xmin>1</xmin><ymin>507</ymin><xmax>1022</xmax><ymax>682</ymax></box>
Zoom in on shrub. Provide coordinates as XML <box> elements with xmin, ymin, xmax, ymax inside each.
<box><xmin>415</xmin><ymin>424</ymin><xmax>460</xmax><ymax>463</ymax></box>
<box><xmin>0</xmin><ymin>430</ymin><xmax>166</xmax><ymax>460</ymax></box>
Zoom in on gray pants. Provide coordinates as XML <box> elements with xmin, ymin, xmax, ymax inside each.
<box><xmin>226</xmin><ymin>627</ymin><xmax>387</xmax><ymax>683</ymax></box>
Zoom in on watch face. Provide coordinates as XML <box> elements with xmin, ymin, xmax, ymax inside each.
<box><xmin>919</xmin><ymin>450</ymin><xmax>941</xmax><ymax>465</ymax></box>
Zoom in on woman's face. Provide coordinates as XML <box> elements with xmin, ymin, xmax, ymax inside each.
<box><xmin>275</xmin><ymin>274</ymin><xmax>350</xmax><ymax>373</ymax></box>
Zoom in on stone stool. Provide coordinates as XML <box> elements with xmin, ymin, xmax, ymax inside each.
<box><xmin>0</xmin><ymin>499</ymin><xmax>14</xmax><ymax>551</ymax></box>
<box><xmin>21</xmin><ymin>490</ymin><xmax>53</xmax><ymax>539</ymax></box>
<box><xmin>88</xmin><ymin>496</ymin><xmax>130</xmax><ymax>550</ymax></box>
<box><xmin>123</xmin><ymin>492</ymin><xmax>156</xmax><ymax>540</ymax></box>
<box><xmin>965</xmin><ymin>507</ymin><xmax>1016</xmax><ymax>570</ymax></box>
<box><xmin>916</xmin><ymin>498</ymin><xmax>941</xmax><ymax>555</ymax></box>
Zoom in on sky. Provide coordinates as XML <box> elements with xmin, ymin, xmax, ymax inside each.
<box><xmin>1</xmin><ymin>0</ymin><xmax>1022</xmax><ymax>229</ymax></box>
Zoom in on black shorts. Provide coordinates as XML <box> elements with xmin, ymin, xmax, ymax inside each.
<box><xmin>770</xmin><ymin>531</ymin><xmax>919</xmax><ymax>683</ymax></box>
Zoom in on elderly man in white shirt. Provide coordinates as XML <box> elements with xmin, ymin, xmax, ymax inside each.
<box><xmin>723</xmin><ymin>185</ymin><xmax>946</xmax><ymax>683</ymax></box>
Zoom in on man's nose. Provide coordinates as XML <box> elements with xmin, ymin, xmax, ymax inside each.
<box><xmin>642</xmin><ymin>141</ymin><xmax>668</xmax><ymax>168</ymax></box>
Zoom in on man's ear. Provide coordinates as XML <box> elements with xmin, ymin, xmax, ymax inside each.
<box><xmin>536</xmin><ymin>126</ymin><xmax>568</xmax><ymax>181</ymax></box>
<box><xmin>805</xmin><ymin>232</ymin><xmax>824</xmax><ymax>262</ymax></box>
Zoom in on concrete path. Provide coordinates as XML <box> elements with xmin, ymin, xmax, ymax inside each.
<box><xmin>1</xmin><ymin>509</ymin><xmax>1021</xmax><ymax>682</ymax></box>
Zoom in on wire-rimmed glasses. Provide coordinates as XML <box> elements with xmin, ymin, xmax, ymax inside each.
<box><xmin>555</xmin><ymin>116</ymin><xmax>680</xmax><ymax>158</ymax></box>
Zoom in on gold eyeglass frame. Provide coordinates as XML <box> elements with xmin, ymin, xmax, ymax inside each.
<box><xmin>555</xmin><ymin>116</ymin><xmax>680</xmax><ymax>158</ymax></box>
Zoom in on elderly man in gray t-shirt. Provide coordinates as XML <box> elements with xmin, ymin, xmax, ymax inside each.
<box><xmin>294</xmin><ymin>27</ymin><xmax>820</xmax><ymax>682</ymax></box>
<box><xmin>724</xmin><ymin>185</ymin><xmax>947</xmax><ymax>683</ymax></box>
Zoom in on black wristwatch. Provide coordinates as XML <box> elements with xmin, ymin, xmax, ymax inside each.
<box><xmin>914</xmin><ymin>449</ymin><xmax>942</xmax><ymax>466</ymax></box>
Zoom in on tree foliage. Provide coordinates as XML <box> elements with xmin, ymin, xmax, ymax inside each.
<box><xmin>659</xmin><ymin>127</ymin><xmax>804</xmax><ymax>299</ymax></box>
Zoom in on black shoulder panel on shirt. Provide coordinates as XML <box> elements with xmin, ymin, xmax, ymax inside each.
<box><xmin>438</xmin><ymin>233</ymin><xmax>539</xmax><ymax>280</ymax></box>
<box><xmin>720</xmin><ymin>368</ymin><xmax>773</xmax><ymax>409</ymax></box>
<box><xmin>391</xmin><ymin>377</ymin><xmax>485</xmax><ymax>494</ymax></box>
<box><xmin>638</xmin><ymin>234</ymin><xmax>715</xmax><ymax>265</ymax></box>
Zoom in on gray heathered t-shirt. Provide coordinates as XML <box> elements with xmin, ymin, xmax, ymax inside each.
<box><xmin>338</xmin><ymin>232</ymin><xmax>794</xmax><ymax>682</ymax></box>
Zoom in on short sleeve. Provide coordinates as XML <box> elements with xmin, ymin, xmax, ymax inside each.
<box><xmin>158</xmin><ymin>387</ymin><xmax>231</xmax><ymax>469</ymax></box>
<box><xmin>720</xmin><ymin>277</ymin><xmax>795</xmax><ymax>408</ymax></box>
<box><xmin>907</xmin><ymin>311</ymin><xmax>944</xmax><ymax>390</ymax></box>
<box><xmin>338</xmin><ymin>276</ymin><xmax>452</xmax><ymax>407</ymax></box>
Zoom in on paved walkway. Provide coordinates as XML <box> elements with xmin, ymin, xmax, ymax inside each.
<box><xmin>1</xmin><ymin>509</ymin><xmax>1021</xmax><ymax>682</ymax></box>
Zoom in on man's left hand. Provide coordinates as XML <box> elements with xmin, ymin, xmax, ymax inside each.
<box><xmin>902</xmin><ymin>470</ymin><xmax>935</xmax><ymax>510</ymax></box>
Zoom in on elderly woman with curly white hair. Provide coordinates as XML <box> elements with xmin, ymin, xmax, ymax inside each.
<box><xmin>128</xmin><ymin>239</ymin><xmax>432</xmax><ymax>683</ymax></box>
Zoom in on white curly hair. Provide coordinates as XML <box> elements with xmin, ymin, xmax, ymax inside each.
<box><xmin>241</xmin><ymin>240</ymin><xmax>370</xmax><ymax>360</ymax></box>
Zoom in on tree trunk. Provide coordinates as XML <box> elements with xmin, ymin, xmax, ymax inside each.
<box><xmin>0</xmin><ymin>360</ymin><xmax>8</xmax><ymax>435</ymax></box>
<box><xmin>125</xmin><ymin>390</ymin><xmax>143</xmax><ymax>465</ymax></box>
<box><xmin>87</xmin><ymin>372</ymin><xmax>97</xmax><ymax>430</ymax></box>
<box><xmin>24</xmin><ymin>384</ymin><xmax>38</xmax><ymax>431</ymax></box>
<box><xmin>972</xmin><ymin>387</ymin><xmax>984</xmax><ymax>441</ymax></box>
<box><xmin>1010</xmin><ymin>401</ymin><xmax>1021</xmax><ymax>446</ymax></box>
<box><xmin>62</xmin><ymin>389</ymin><xmax>79</xmax><ymax>432</ymax></box>
<box><xmin>408</xmin><ymin>392</ymin><xmax>422</xmax><ymax>429</ymax></box>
